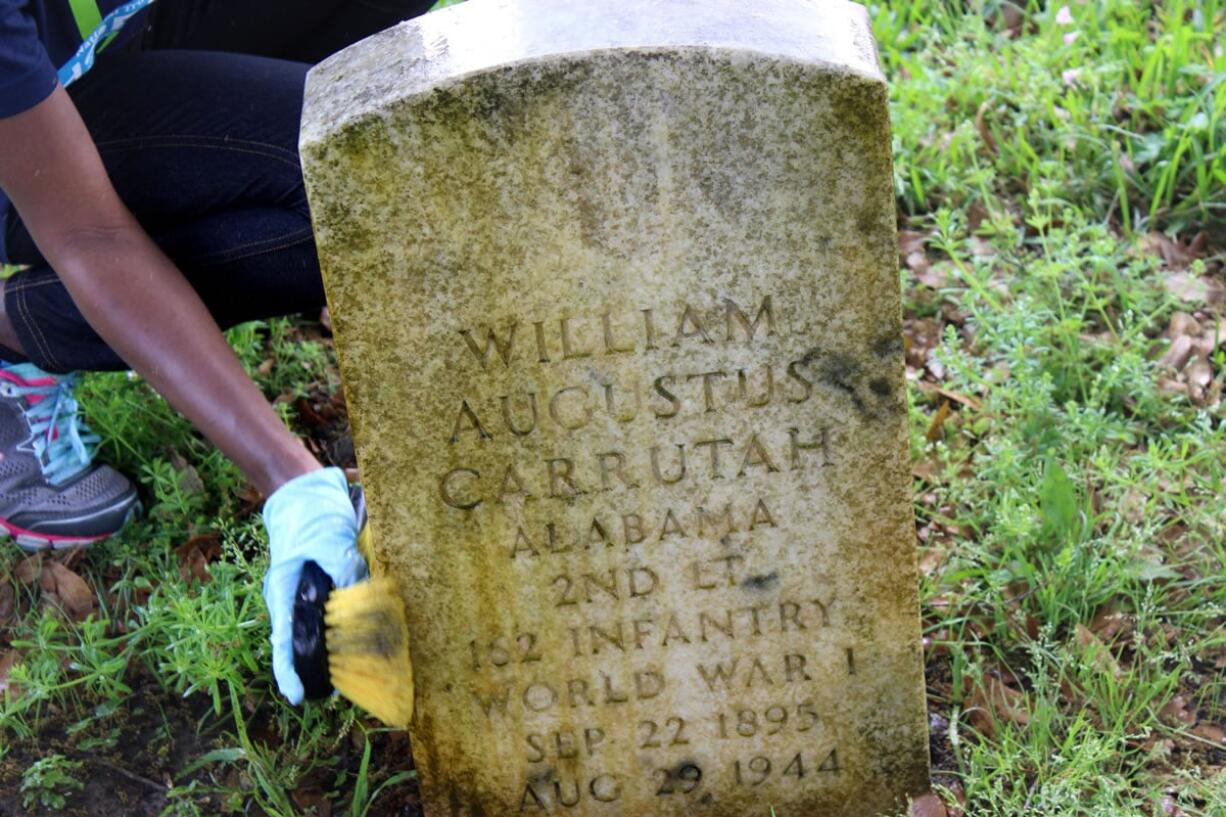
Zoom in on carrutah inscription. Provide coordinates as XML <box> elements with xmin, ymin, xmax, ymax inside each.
<box><xmin>440</xmin><ymin>427</ymin><xmax>832</xmax><ymax>510</ymax></box>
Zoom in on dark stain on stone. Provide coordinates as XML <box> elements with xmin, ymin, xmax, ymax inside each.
<box><xmin>817</xmin><ymin>352</ymin><xmax>870</xmax><ymax>417</ymax></box>
<box><xmin>873</xmin><ymin>333</ymin><xmax>903</xmax><ymax>358</ymax></box>
<box><xmin>869</xmin><ymin>377</ymin><xmax>892</xmax><ymax>398</ymax></box>
<box><xmin>743</xmin><ymin>571</ymin><xmax>780</xmax><ymax>592</ymax></box>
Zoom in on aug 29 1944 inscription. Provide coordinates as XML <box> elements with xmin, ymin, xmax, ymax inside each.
<box><xmin>300</xmin><ymin>0</ymin><xmax>930</xmax><ymax>814</ymax></box>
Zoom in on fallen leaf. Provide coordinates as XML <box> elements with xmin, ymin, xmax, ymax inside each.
<box><xmin>1090</xmin><ymin>605</ymin><xmax>1132</xmax><ymax>641</ymax></box>
<box><xmin>1157</xmin><ymin>378</ymin><xmax>1188</xmax><ymax>397</ymax></box>
<box><xmin>1075</xmin><ymin>623</ymin><xmax>1121</xmax><ymax>677</ymax></box>
<box><xmin>0</xmin><ymin>582</ymin><xmax>13</xmax><ymax>623</ymax></box>
<box><xmin>14</xmin><ymin>554</ymin><xmax>41</xmax><ymax>584</ymax></box>
<box><xmin>911</xmin><ymin>793</ymin><xmax>948</xmax><ymax>817</ymax></box>
<box><xmin>0</xmin><ymin>651</ymin><xmax>20</xmax><ymax>698</ymax></box>
<box><xmin>968</xmin><ymin>675</ymin><xmax>1030</xmax><ymax>737</ymax></box>
<box><xmin>1186</xmin><ymin>358</ymin><xmax>1213</xmax><ymax>389</ymax></box>
<box><xmin>176</xmin><ymin>533</ymin><xmax>223</xmax><ymax>585</ymax></box>
<box><xmin>1164</xmin><ymin>272</ymin><xmax>1226</xmax><ymax>305</ymax></box>
<box><xmin>969</xmin><ymin>236</ymin><xmax>997</xmax><ymax>258</ymax></box>
<box><xmin>168</xmin><ymin>450</ymin><xmax>206</xmax><ymax>496</ymax></box>
<box><xmin>995</xmin><ymin>2</ymin><xmax>1025</xmax><ymax>37</ymax></box>
<box><xmin>1159</xmin><ymin>695</ymin><xmax>1197</xmax><ymax>728</ymax></box>
<box><xmin>918</xmin><ymin>546</ymin><xmax>946</xmax><ymax>578</ymax></box>
<box><xmin>943</xmin><ymin>780</ymin><xmax>967</xmax><ymax>817</ymax></box>
<box><xmin>1160</xmin><ymin>795</ymin><xmax>1189</xmax><ymax>816</ymax></box>
<box><xmin>916</xmin><ymin>384</ymin><xmax>982</xmax><ymax>411</ymax></box>
<box><xmin>1190</xmin><ymin>722</ymin><xmax>1226</xmax><ymax>746</ymax></box>
<box><xmin>1160</xmin><ymin>334</ymin><xmax>1195</xmax><ymax>370</ymax></box>
<box><xmin>1168</xmin><ymin>311</ymin><xmax>1202</xmax><ymax>339</ymax></box>
<box><xmin>899</xmin><ymin>230</ymin><xmax>927</xmax><ymax>257</ymax></box>
<box><xmin>291</xmin><ymin>786</ymin><xmax>332</xmax><ymax>817</ymax></box>
<box><xmin>975</xmin><ymin>101</ymin><xmax>998</xmax><ymax>156</ymax></box>
<box><xmin>1142</xmin><ymin>231</ymin><xmax>1208</xmax><ymax>270</ymax></box>
<box><xmin>906</xmin><ymin>251</ymin><xmax>931</xmax><ymax>277</ymax></box>
<box><xmin>41</xmin><ymin>561</ymin><xmax>94</xmax><ymax>620</ymax></box>
<box><xmin>926</xmin><ymin>400</ymin><xmax>952</xmax><ymax>442</ymax></box>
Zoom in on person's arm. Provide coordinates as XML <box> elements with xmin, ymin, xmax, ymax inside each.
<box><xmin>0</xmin><ymin>85</ymin><xmax>367</xmax><ymax>704</ymax></box>
<box><xmin>0</xmin><ymin>86</ymin><xmax>319</xmax><ymax>496</ymax></box>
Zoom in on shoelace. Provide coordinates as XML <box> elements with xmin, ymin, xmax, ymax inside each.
<box><xmin>2</xmin><ymin>365</ymin><xmax>99</xmax><ymax>486</ymax></box>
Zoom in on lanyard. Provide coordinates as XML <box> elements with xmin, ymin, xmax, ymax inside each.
<box><xmin>58</xmin><ymin>0</ymin><xmax>157</xmax><ymax>86</ymax></box>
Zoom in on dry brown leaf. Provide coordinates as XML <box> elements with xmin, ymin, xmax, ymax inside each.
<box><xmin>918</xmin><ymin>546</ymin><xmax>946</xmax><ymax>578</ymax></box>
<box><xmin>969</xmin><ymin>236</ymin><xmax>997</xmax><ymax>258</ymax></box>
<box><xmin>1165</xmin><ymin>272</ymin><xmax>1226</xmax><ymax>306</ymax></box>
<box><xmin>1075</xmin><ymin>623</ymin><xmax>1122</xmax><ymax>678</ymax></box>
<box><xmin>1143</xmin><ymin>231</ymin><xmax>1208</xmax><ymax>270</ymax></box>
<box><xmin>1190</xmin><ymin>722</ymin><xmax>1226</xmax><ymax>746</ymax></box>
<box><xmin>0</xmin><ymin>651</ymin><xmax>20</xmax><ymax>699</ymax></box>
<box><xmin>926</xmin><ymin>400</ymin><xmax>952</xmax><ymax>442</ymax></box>
<box><xmin>1167</xmin><ymin>311</ymin><xmax>1202</xmax><ymax>339</ymax></box>
<box><xmin>42</xmin><ymin>561</ymin><xmax>94</xmax><ymax>620</ymax></box>
<box><xmin>168</xmin><ymin>450</ymin><xmax>206</xmax><ymax>496</ymax></box>
<box><xmin>1159</xmin><ymin>695</ymin><xmax>1197</xmax><ymax>727</ymax></box>
<box><xmin>175</xmin><ymin>533</ymin><xmax>223</xmax><ymax>585</ymax></box>
<box><xmin>936</xmin><ymin>387</ymin><xmax>981</xmax><ymax>411</ymax></box>
<box><xmin>968</xmin><ymin>675</ymin><xmax>1030</xmax><ymax>737</ymax></box>
<box><xmin>906</xmin><ymin>251</ymin><xmax>931</xmax><ymax>276</ymax></box>
<box><xmin>1160</xmin><ymin>334</ymin><xmax>1195</xmax><ymax>371</ymax></box>
<box><xmin>1090</xmin><ymin>605</ymin><xmax>1132</xmax><ymax>642</ymax></box>
<box><xmin>0</xmin><ymin>581</ymin><xmax>13</xmax><ymax>624</ymax></box>
<box><xmin>291</xmin><ymin>786</ymin><xmax>333</xmax><ymax>817</ymax></box>
<box><xmin>14</xmin><ymin>553</ymin><xmax>41</xmax><ymax>585</ymax></box>
<box><xmin>899</xmin><ymin>230</ymin><xmax>927</xmax><ymax>257</ymax></box>
<box><xmin>975</xmin><ymin>101</ymin><xmax>998</xmax><ymax>156</ymax></box>
<box><xmin>1186</xmin><ymin>358</ymin><xmax>1213</xmax><ymax>389</ymax></box>
<box><xmin>1160</xmin><ymin>795</ymin><xmax>1189</xmax><ymax>817</ymax></box>
<box><xmin>1157</xmin><ymin>378</ymin><xmax>1188</xmax><ymax>397</ymax></box>
<box><xmin>943</xmin><ymin>780</ymin><xmax>967</xmax><ymax>817</ymax></box>
<box><xmin>911</xmin><ymin>793</ymin><xmax>948</xmax><ymax>817</ymax></box>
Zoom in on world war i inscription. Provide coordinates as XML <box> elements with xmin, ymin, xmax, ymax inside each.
<box><xmin>300</xmin><ymin>0</ymin><xmax>929</xmax><ymax>814</ymax></box>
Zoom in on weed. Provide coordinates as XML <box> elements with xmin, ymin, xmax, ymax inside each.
<box><xmin>20</xmin><ymin>753</ymin><xmax>85</xmax><ymax>811</ymax></box>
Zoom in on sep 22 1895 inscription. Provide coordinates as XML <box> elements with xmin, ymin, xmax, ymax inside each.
<box><xmin>301</xmin><ymin>0</ymin><xmax>930</xmax><ymax>815</ymax></box>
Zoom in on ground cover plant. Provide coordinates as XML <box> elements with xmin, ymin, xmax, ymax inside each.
<box><xmin>0</xmin><ymin>1</ymin><xmax>1223</xmax><ymax>815</ymax></box>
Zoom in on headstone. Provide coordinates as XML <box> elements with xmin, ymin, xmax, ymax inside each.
<box><xmin>300</xmin><ymin>0</ymin><xmax>929</xmax><ymax>814</ymax></box>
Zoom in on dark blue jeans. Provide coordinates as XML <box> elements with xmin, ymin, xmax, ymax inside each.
<box><xmin>0</xmin><ymin>0</ymin><xmax>434</xmax><ymax>372</ymax></box>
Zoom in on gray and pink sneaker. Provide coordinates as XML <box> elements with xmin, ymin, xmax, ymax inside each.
<box><xmin>0</xmin><ymin>363</ymin><xmax>139</xmax><ymax>551</ymax></box>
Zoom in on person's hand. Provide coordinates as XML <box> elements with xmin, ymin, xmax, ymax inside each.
<box><xmin>262</xmin><ymin>466</ymin><xmax>367</xmax><ymax>703</ymax></box>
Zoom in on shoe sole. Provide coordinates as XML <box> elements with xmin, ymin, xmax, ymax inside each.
<box><xmin>3</xmin><ymin>503</ymin><xmax>141</xmax><ymax>552</ymax></box>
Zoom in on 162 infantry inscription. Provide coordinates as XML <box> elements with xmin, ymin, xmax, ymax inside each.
<box><xmin>300</xmin><ymin>0</ymin><xmax>930</xmax><ymax>814</ymax></box>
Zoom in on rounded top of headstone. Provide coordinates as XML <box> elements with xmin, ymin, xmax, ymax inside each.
<box><xmin>300</xmin><ymin>0</ymin><xmax>882</xmax><ymax>148</ymax></box>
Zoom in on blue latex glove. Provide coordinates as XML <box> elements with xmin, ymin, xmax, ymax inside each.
<box><xmin>262</xmin><ymin>467</ymin><xmax>367</xmax><ymax>703</ymax></box>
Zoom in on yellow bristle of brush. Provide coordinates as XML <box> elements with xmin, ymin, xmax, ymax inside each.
<box><xmin>323</xmin><ymin>525</ymin><xmax>414</xmax><ymax>728</ymax></box>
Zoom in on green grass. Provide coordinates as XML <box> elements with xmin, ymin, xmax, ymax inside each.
<box><xmin>1</xmin><ymin>1</ymin><xmax>1224</xmax><ymax>815</ymax></box>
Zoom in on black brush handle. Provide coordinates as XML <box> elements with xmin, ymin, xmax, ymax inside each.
<box><xmin>292</xmin><ymin>559</ymin><xmax>334</xmax><ymax>700</ymax></box>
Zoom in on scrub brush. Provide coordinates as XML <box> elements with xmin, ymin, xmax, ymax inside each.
<box><xmin>291</xmin><ymin>488</ymin><xmax>414</xmax><ymax>728</ymax></box>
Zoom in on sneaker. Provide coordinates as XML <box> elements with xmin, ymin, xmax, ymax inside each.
<box><xmin>0</xmin><ymin>363</ymin><xmax>139</xmax><ymax>551</ymax></box>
